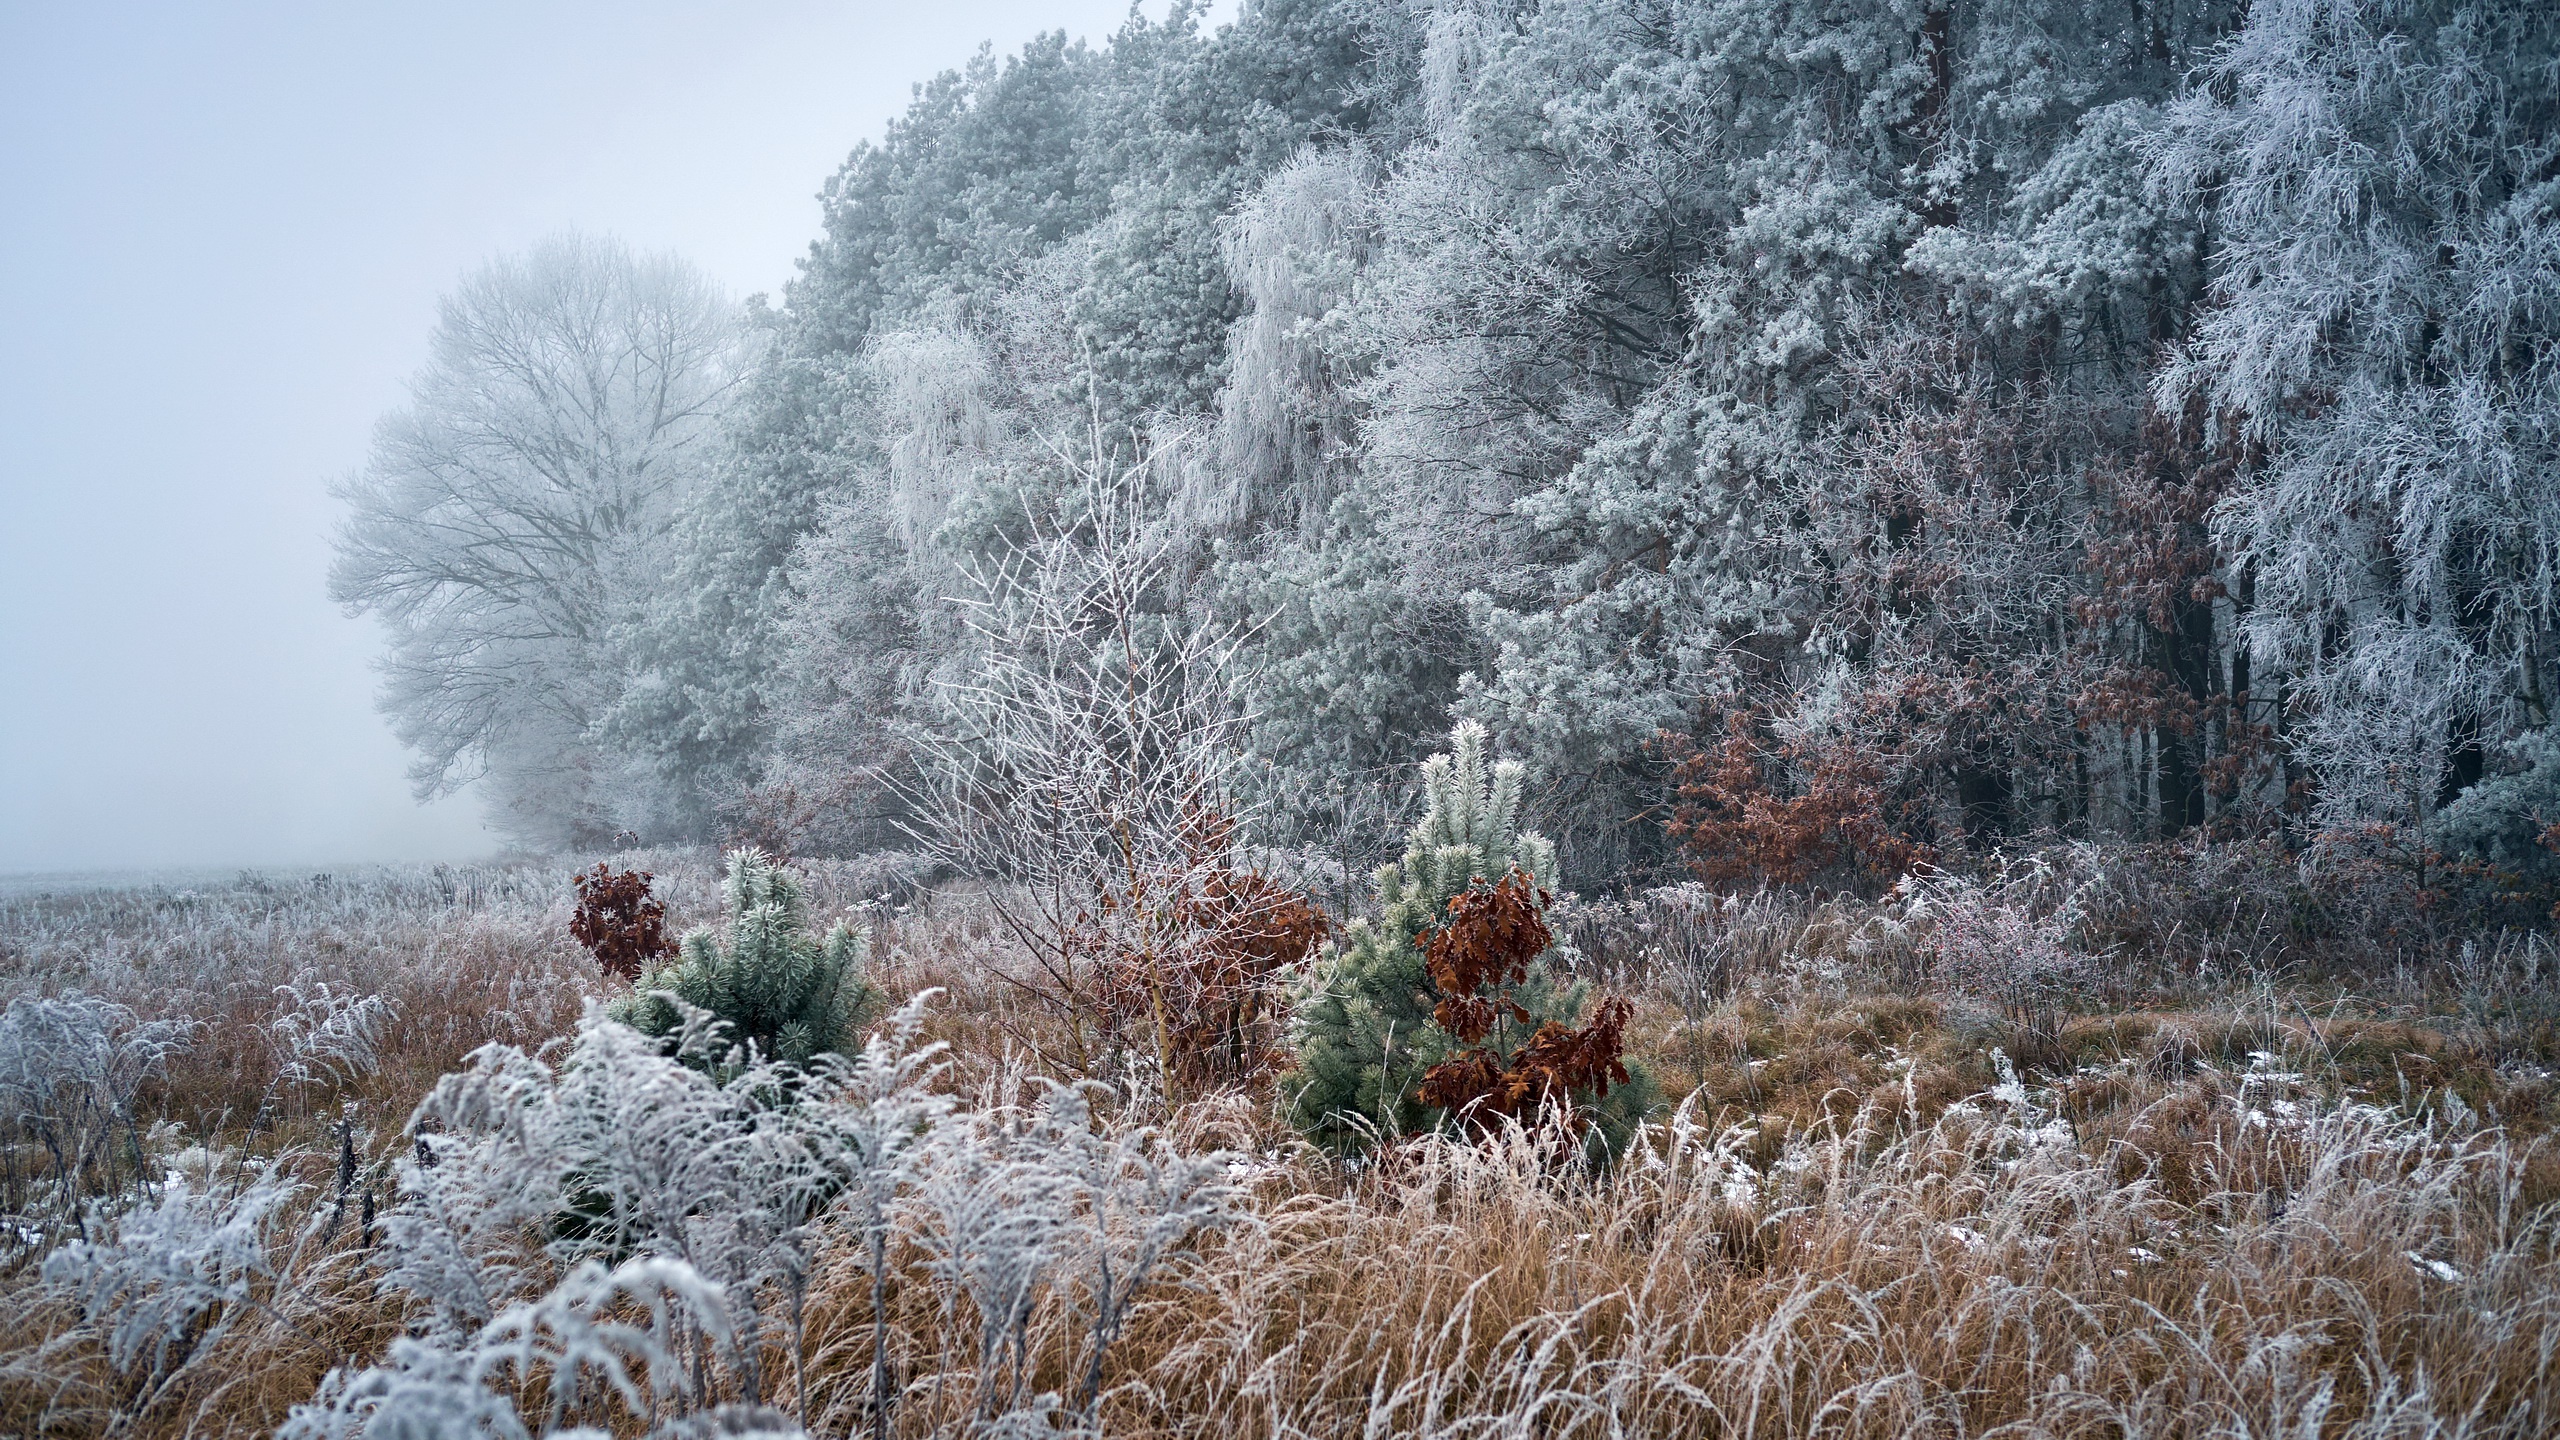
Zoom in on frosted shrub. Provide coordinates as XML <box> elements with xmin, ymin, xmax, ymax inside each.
<box><xmin>260</xmin><ymin>978</ymin><xmax>394</xmax><ymax>1130</ymax></box>
<box><xmin>1076</xmin><ymin>812</ymin><xmax>1330</xmax><ymax>1098</ymax></box>
<box><xmin>1906</xmin><ymin>857</ymin><xmax>2103</xmax><ymax>1052</ymax></box>
<box><xmin>821</xmin><ymin>995</ymin><xmax>956</xmax><ymax>1440</ymax></box>
<box><xmin>906</xmin><ymin>1079</ymin><xmax>1243</xmax><ymax>1429</ymax></box>
<box><xmin>387</xmin><ymin>1002</ymin><xmax>819</xmax><ymax>1354</ymax></box>
<box><xmin>282</xmin><ymin>1255</ymin><xmax>770</xmax><ymax>1440</ymax></box>
<box><xmin>42</xmin><ymin>1170</ymin><xmax>300</xmax><ymax>1416</ymax></box>
<box><xmin>0</xmin><ymin>994</ymin><xmax>191</xmax><ymax>1122</ymax></box>
<box><xmin>2430</xmin><ymin>730</ymin><xmax>2560</xmax><ymax>881</ymax></box>
<box><xmin>909</xmin><ymin>1100</ymin><xmax>1073</xmax><ymax>1426</ymax></box>
<box><xmin>911</xmin><ymin>430</ymin><xmax>1271</xmax><ymax>1087</ymax></box>
<box><xmin>1012</xmin><ymin>1086</ymin><xmax>1240</xmax><ymax>1421</ymax></box>
<box><xmin>0</xmin><ymin>991</ymin><xmax>195</xmax><ymax>1239</ymax></box>
<box><xmin>361</xmin><ymin>999</ymin><xmax>922</xmax><ymax>1433</ymax></box>
<box><xmin>335</xmin><ymin>985</ymin><xmax>1241</xmax><ymax>1438</ymax></box>
<box><xmin>1550</xmin><ymin>883</ymin><xmax>1813</xmax><ymax>1014</ymax></box>
<box><xmin>908</xmin><ymin>431</ymin><xmax>1332</xmax><ymax>1099</ymax></box>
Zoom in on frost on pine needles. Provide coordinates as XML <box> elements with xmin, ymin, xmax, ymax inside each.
<box><xmin>611</xmin><ymin>847</ymin><xmax>880</xmax><ymax>1069</ymax></box>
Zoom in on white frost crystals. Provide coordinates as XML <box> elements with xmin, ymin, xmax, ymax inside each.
<box><xmin>0</xmin><ymin>990</ymin><xmax>197</xmax><ymax>1248</ymax></box>
<box><xmin>282</xmin><ymin>1255</ymin><xmax>749</xmax><ymax>1440</ymax></box>
<box><xmin>43</xmin><ymin>1169</ymin><xmax>297</xmax><ymax>1403</ymax></box>
<box><xmin>265</xmin><ymin>978</ymin><xmax>395</xmax><ymax>1099</ymax></box>
<box><xmin>276</xmin><ymin>990</ymin><xmax>1242</xmax><ymax>1440</ymax></box>
<box><xmin>0</xmin><ymin>992</ymin><xmax>194</xmax><ymax>1148</ymax></box>
<box><xmin>2149</xmin><ymin>0</ymin><xmax>2560</xmax><ymax>828</ymax></box>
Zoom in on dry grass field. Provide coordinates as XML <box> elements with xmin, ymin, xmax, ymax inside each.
<box><xmin>3</xmin><ymin>851</ymin><xmax>2557</xmax><ymax>1438</ymax></box>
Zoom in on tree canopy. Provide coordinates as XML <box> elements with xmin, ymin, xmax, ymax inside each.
<box><xmin>342</xmin><ymin>0</ymin><xmax>2560</xmax><ymax>887</ymax></box>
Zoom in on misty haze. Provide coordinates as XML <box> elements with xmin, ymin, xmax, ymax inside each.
<box><xmin>6</xmin><ymin>1</ymin><xmax>2560</xmax><ymax>1435</ymax></box>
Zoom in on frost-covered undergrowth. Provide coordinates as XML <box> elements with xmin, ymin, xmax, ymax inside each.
<box><xmin>4</xmin><ymin>864</ymin><xmax>2559</xmax><ymax>1438</ymax></box>
<box><xmin>12</xmin><ymin>986</ymin><xmax>1236</xmax><ymax>1440</ymax></box>
<box><xmin>269</xmin><ymin>992</ymin><xmax>1235</xmax><ymax>1439</ymax></box>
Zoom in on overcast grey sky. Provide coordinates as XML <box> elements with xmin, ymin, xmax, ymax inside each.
<box><xmin>0</xmin><ymin>1</ymin><xmax>1222</xmax><ymax>875</ymax></box>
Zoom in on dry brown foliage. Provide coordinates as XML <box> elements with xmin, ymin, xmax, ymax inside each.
<box><xmin>566</xmin><ymin>863</ymin><xmax>676</xmax><ymax>980</ymax></box>
<box><xmin>1070</xmin><ymin>811</ymin><xmax>1328</xmax><ymax>1096</ymax></box>
<box><xmin>1664</xmin><ymin>710</ymin><xmax>1935</xmax><ymax>889</ymax></box>
<box><xmin>1421</xmin><ymin>867</ymin><xmax>1552</xmax><ymax>1042</ymax></box>
<box><xmin>1415</xmin><ymin>995</ymin><xmax>1637</xmax><ymax>1123</ymax></box>
<box><xmin>1413</xmin><ymin>869</ymin><xmax>1637</xmax><ymax>1129</ymax></box>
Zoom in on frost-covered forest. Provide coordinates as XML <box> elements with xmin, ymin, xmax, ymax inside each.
<box><xmin>9</xmin><ymin>0</ymin><xmax>2560</xmax><ymax>1435</ymax></box>
<box><xmin>331</xmin><ymin>0</ymin><xmax>2560</xmax><ymax>888</ymax></box>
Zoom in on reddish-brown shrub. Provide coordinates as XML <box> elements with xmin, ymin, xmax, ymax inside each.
<box><xmin>1422</xmin><ymin>868</ymin><xmax>1551</xmax><ymax>1042</ymax></box>
<box><xmin>1078</xmin><ymin>810</ymin><xmax>1329</xmax><ymax>1094</ymax></box>
<box><xmin>1415</xmin><ymin>999</ymin><xmax>1636</xmax><ymax>1125</ymax></box>
<box><xmin>1413</xmin><ymin>868</ymin><xmax>1634</xmax><ymax>1129</ymax></box>
<box><xmin>568</xmin><ymin>864</ymin><xmax>676</xmax><ymax>980</ymax></box>
<box><xmin>1664</xmin><ymin>710</ymin><xmax>1934</xmax><ymax>890</ymax></box>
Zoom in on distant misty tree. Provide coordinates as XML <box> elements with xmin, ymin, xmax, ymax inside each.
<box><xmin>331</xmin><ymin>234</ymin><xmax>749</xmax><ymax>847</ymax></box>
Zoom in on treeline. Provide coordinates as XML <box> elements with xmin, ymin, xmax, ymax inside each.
<box><xmin>334</xmin><ymin>0</ymin><xmax>2560</xmax><ymax>891</ymax></box>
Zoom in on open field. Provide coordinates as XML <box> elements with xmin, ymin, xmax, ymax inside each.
<box><xmin>3</xmin><ymin>850</ymin><xmax>2558</xmax><ymax>1438</ymax></box>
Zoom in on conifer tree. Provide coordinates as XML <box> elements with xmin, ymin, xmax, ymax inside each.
<box><xmin>1285</xmin><ymin>722</ymin><xmax>1649</xmax><ymax>1153</ymax></box>
<box><xmin>612</xmin><ymin>848</ymin><xmax>878</xmax><ymax>1067</ymax></box>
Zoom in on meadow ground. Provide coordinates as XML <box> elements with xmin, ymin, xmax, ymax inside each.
<box><xmin>3</xmin><ymin>851</ymin><xmax>2556</xmax><ymax>1437</ymax></box>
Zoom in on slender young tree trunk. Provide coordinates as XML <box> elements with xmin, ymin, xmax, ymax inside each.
<box><xmin>869</xmin><ymin>1221</ymin><xmax>893</xmax><ymax>1440</ymax></box>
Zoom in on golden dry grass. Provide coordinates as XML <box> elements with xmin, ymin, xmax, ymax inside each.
<box><xmin>4</xmin><ymin>859</ymin><xmax>2558</xmax><ymax>1437</ymax></box>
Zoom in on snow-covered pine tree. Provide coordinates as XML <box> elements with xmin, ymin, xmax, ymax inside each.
<box><xmin>613</xmin><ymin>848</ymin><xmax>878</xmax><ymax>1067</ymax></box>
<box><xmin>1285</xmin><ymin>721</ymin><xmax>1648</xmax><ymax>1152</ymax></box>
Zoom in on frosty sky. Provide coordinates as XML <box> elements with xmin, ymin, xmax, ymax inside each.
<box><xmin>0</xmin><ymin>1</ymin><xmax>1210</xmax><ymax>875</ymax></box>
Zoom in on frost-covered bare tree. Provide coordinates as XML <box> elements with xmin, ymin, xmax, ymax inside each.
<box><xmin>331</xmin><ymin>233</ymin><xmax>748</xmax><ymax>847</ymax></box>
<box><xmin>909</xmin><ymin>427</ymin><xmax>1265</xmax><ymax>1076</ymax></box>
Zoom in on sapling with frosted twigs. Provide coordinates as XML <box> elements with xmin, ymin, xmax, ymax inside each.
<box><xmin>910</xmin><ymin>425</ymin><xmax>1319</xmax><ymax>1093</ymax></box>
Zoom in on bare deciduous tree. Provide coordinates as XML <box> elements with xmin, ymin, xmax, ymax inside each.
<box><xmin>331</xmin><ymin>233</ymin><xmax>747</xmax><ymax>846</ymax></box>
<box><xmin>908</xmin><ymin>426</ymin><xmax>1281</xmax><ymax>1084</ymax></box>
